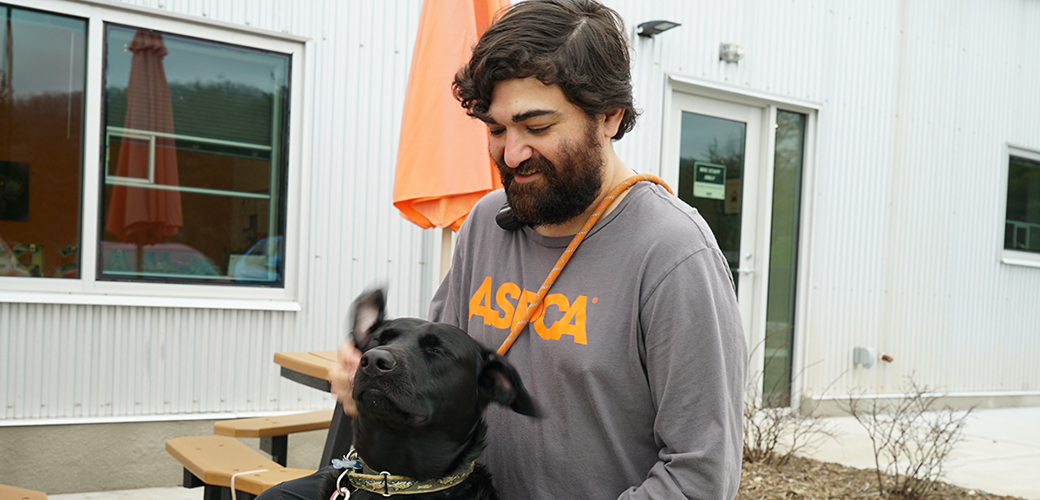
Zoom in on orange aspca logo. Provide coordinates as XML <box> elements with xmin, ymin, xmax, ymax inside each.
<box><xmin>468</xmin><ymin>276</ymin><xmax>589</xmax><ymax>345</ymax></box>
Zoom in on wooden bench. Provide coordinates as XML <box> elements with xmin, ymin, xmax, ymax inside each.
<box><xmin>166</xmin><ymin>436</ymin><xmax>314</xmax><ymax>500</ymax></box>
<box><xmin>214</xmin><ymin>410</ymin><xmax>334</xmax><ymax>466</ymax></box>
<box><xmin>0</xmin><ymin>485</ymin><xmax>46</xmax><ymax>500</ymax></box>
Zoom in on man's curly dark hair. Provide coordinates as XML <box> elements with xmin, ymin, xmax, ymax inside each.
<box><xmin>453</xmin><ymin>0</ymin><xmax>638</xmax><ymax>141</ymax></box>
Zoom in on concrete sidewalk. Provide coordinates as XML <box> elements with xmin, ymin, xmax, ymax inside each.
<box><xmin>801</xmin><ymin>406</ymin><xmax>1040</xmax><ymax>499</ymax></box>
<box><xmin>46</xmin><ymin>406</ymin><xmax>1040</xmax><ymax>500</ymax></box>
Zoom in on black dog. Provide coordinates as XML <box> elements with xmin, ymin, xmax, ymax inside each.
<box><xmin>319</xmin><ymin>289</ymin><xmax>537</xmax><ymax>499</ymax></box>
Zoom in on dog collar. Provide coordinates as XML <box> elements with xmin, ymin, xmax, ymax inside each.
<box><xmin>337</xmin><ymin>449</ymin><xmax>475</xmax><ymax>497</ymax></box>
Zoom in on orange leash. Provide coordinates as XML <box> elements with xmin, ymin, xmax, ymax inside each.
<box><xmin>496</xmin><ymin>174</ymin><xmax>673</xmax><ymax>355</ymax></box>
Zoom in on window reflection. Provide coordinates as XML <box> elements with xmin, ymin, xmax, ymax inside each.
<box><xmin>100</xmin><ymin>24</ymin><xmax>289</xmax><ymax>285</ymax></box>
<box><xmin>677</xmin><ymin>112</ymin><xmax>747</xmax><ymax>290</ymax></box>
<box><xmin>1005</xmin><ymin>155</ymin><xmax>1040</xmax><ymax>254</ymax></box>
<box><xmin>0</xmin><ymin>5</ymin><xmax>86</xmax><ymax>279</ymax></box>
<box><xmin>763</xmin><ymin>110</ymin><xmax>806</xmax><ymax>407</ymax></box>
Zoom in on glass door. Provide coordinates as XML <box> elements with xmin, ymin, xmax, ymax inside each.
<box><xmin>663</xmin><ymin>91</ymin><xmax>810</xmax><ymax>408</ymax></box>
<box><xmin>662</xmin><ymin>92</ymin><xmax>763</xmax><ymax>354</ymax></box>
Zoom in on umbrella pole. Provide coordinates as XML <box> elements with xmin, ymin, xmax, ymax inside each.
<box><xmin>439</xmin><ymin>227</ymin><xmax>452</xmax><ymax>282</ymax></box>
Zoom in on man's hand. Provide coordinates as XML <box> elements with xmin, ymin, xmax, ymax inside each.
<box><xmin>328</xmin><ymin>341</ymin><xmax>362</xmax><ymax>416</ymax></box>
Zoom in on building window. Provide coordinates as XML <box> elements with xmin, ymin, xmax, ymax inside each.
<box><xmin>0</xmin><ymin>0</ymin><xmax>301</xmax><ymax>305</ymax></box>
<box><xmin>100</xmin><ymin>24</ymin><xmax>289</xmax><ymax>285</ymax></box>
<box><xmin>763</xmin><ymin>110</ymin><xmax>806</xmax><ymax>408</ymax></box>
<box><xmin>1004</xmin><ymin>148</ymin><xmax>1040</xmax><ymax>257</ymax></box>
<box><xmin>0</xmin><ymin>5</ymin><xmax>86</xmax><ymax>279</ymax></box>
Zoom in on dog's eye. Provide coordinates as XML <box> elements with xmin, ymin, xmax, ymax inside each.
<box><xmin>373</xmin><ymin>331</ymin><xmax>399</xmax><ymax>346</ymax></box>
<box><xmin>419</xmin><ymin>334</ymin><xmax>445</xmax><ymax>356</ymax></box>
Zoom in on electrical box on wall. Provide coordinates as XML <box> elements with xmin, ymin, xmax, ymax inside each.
<box><xmin>853</xmin><ymin>346</ymin><xmax>876</xmax><ymax>368</ymax></box>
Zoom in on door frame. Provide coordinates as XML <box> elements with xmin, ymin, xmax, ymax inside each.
<box><xmin>661</xmin><ymin>92</ymin><xmax>764</xmax><ymax>370</ymax></box>
<box><xmin>660</xmin><ymin>75</ymin><xmax>820</xmax><ymax>408</ymax></box>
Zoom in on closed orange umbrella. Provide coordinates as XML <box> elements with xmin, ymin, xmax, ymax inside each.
<box><xmin>392</xmin><ymin>0</ymin><xmax>507</xmax><ymax>232</ymax></box>
<box><xmin>104</xmin><ymin>30</ymin><xmax>182</xmax><ymax>268</ymax></box>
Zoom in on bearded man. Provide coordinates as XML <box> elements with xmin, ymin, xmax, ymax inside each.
<box><xmin>322</xmin><ymin>1</ymin><xmax>747</xmax><ymax>499</ymax></box>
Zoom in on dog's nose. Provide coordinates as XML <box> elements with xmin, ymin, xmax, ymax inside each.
<box><xmin>360</xmin><ymin>349</ymin><xmax>397</xmax><ymax>374</ymax></box>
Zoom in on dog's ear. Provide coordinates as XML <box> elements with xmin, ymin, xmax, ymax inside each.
<box><xmin>479</xmin><ymin>352</ymin><xmax>539</xmax><ymax>417</ymax></box>
<box><xmin>350</xmin><ymin>288</ymin><xmax>386</xmax><ymax>349</ymax></box>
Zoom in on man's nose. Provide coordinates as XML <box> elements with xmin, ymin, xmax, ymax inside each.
<box><xmin>501</xmin><ymin>132</ymin><xmax>533</xmax><ymax>169</ymax></box>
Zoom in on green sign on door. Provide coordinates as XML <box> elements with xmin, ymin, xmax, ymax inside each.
<box><xmin>693</xmin><ymin>162</ymin><xmax>727</xmax><ymax>200</ymax></box>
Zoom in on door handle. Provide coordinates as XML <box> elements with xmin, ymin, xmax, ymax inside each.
<box><xmin>732</xmin><ymin>267</ymin><xmax>755</xmax><ymax>274</ymax></box>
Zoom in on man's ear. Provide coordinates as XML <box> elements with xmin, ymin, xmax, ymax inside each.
<box><xmin>479</xmin><ymin>352</ymin><xmax>539</xmax><ymax>417</ymax></box>
<box><xmin>350</xmin><ymin>288</ymin><xmax>386</xmax><ymax>348</ymax></box>
<box><xmin>600</xmin><ymin>108</ymin><xmax>625</xmax><ymax>140</ymax></box>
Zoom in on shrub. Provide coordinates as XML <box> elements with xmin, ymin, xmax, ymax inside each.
<box><xmin>742</xmin><ymin>327</ymin><xmax>834</xmax><ymax>466</ymax></box>
<box><xmin>843</xmin><ymin>376</ymin><xmax>974</xmax><ymax>500</ymax></box>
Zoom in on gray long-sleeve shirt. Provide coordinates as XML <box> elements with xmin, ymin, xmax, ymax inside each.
<box><xmin>430</xmin><ymin>182</ymin><xmax>746</xmax><ymax>499</ymax></box>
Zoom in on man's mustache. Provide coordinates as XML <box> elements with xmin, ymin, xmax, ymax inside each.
<box><xmin>496</xmin><ymin>156</ymin><xmax>552</xmax><ymax>179</ymax></box>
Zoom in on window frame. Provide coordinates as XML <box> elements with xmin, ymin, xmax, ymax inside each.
<box><xmin>1001</xmin><ymin>144</ymin><xmax>1040</xmax><ymax>269</ymax></box>
<box><xmin>0</xmin><ymin>0</ymin><xmax>308</xmax><ymax>310</ymax></box>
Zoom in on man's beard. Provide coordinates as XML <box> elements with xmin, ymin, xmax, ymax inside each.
<box><xmin>495</xmin><ymin>121</ymin><xmax>604</xmax><ymax>228</ymax></box>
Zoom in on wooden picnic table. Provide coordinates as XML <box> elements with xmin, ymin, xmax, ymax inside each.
<box><xmin>274</xmin><ymin>351</ymin><xmax>337</xmax><ymax>391</ymax></box>
<box><xmin>273</xmin><ymin>351</ymin><xmax>352</xmax><ymax>467</ymax></box>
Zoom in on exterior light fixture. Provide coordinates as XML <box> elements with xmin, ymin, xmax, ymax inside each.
<box><xmin>637</xmin><ymin>20</ymin><xmax>681</xmax><ymax>38</ymax></box>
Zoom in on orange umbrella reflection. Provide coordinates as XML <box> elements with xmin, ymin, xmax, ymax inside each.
<box><xmin>104</xmin><ymin>30</ymin><xmax>182</xmax><ymax>270</ymax></box>
<box><xmin>392</xmin><ymin>0</ymin><xmax>507</xmax><ymax>233</ymax></box>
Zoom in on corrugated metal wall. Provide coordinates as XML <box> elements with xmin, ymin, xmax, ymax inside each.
<box><xmin>596</xmin><ymin>0</ymin><xmax>1039</xmax><ymax>401</ymax></box>
<box><xmin>1</xmin><ymin>302</ymin><xmax>306</xmax><ymax>418</ymax></box>
<box><xmin>810</xmin><ymin>0</ymin><xmax>1040</xmax><ymax>398</ymax></box>
<box><xmin>3</xmin><ymin>0</ymin><xmax>1039</xmax><ymax>424</ymax></box>
<box><xmin>621</xmin><ymin>0</ymin><xmax>1039</xmax><ymax>401</ymax></box>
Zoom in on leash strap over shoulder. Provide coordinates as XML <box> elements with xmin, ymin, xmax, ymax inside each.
<box><xmin>496</xmin><ymin>174</ymin><xmax>672</xmax><ymax>355</ymax></box>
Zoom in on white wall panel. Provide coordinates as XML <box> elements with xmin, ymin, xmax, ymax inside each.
<box><xmin>1</xmin><ymin>302</ymin><xmax>331</xmax><ymax>420</ymax></box>
<box><xmin>611</xmin><ymin>0</ymin><xmax>1039</xmax><ymax>403</ymax></box>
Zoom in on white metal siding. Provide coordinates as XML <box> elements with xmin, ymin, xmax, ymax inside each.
<box><xmin>619</xmin><ymin>0</ymin><xmax>1040</xmax><ymax>400</ymax></box>
<box><xmin>0</xmin><ymin>302</ymin><xmax>323</xmax><ymax>419</ymax></box>
<box><xmin>2</xmin><ymin>0</ymin><xmax>1039</xmax><ymax>423</ymax></box>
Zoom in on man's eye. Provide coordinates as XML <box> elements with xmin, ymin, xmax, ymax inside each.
<box><xmin>528</xmin><ymin>125</ymin><xmax>550</xmax><ymax>134</ymax></box>
<box><xmin>488</xmin><ymin>128</ymin><xmax>505</xmax><ymax>136</ymax></box>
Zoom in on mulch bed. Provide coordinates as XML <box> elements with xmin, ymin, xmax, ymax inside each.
<box><xmin>737</xmin><ymin>455</ymin><xmax>1023</xmax><ymax>500</ymax></box>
